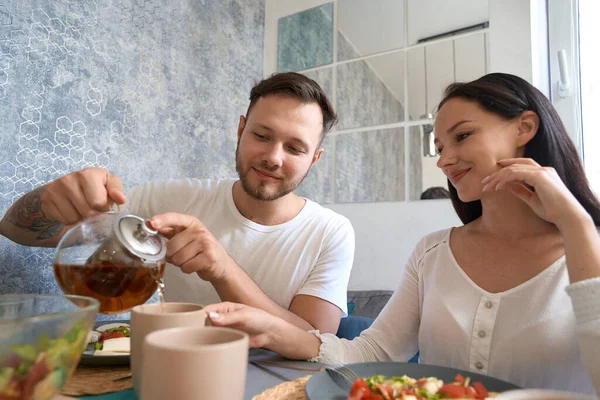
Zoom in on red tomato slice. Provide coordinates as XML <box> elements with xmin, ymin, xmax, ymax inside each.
<box><xmin>348</xmin><ymin>378</ymin><xmax>370</xmax><ymax>399</ymax></box>
<box><xmin>373</xmin><ymin>383</ymin><xmax>394</xmax><ymax>400</ymax></box>
<box><xmin>473</xmin><ymin>381</ymin><xmax>489</xmax><ymax>399</ymax></box>
<box><xmin>99</xmin><ymin>331</ymin><xmax>125</xmax><ymax>343</ymax></box>
<box><xmin>455</xmin><ymin>374</ymin><xmax>465</xmax><ymax>384</ymax></box>
<box><xmin>465</xmin><ymin>385</ymin><xmax>478</xmax><ymax>398</ymax></box>
<box><xmin>21</xmin><ymin>359</ymin><xmax>50</xmax><ymax>400</ymax></box>
<box><xmin>439</xmin><ymin>384</ymin><xmax>467</xmax><ymax>398</ymax></box>
<box><xmin>347</xmin><ymin>387</ymin><xmax>368</xmax><ymax>400</ymax></box>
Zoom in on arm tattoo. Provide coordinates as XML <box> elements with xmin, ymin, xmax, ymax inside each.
<box><xmin>7</xmin><ymin>186</ymin><xmax>63</xmax><ymax>240</ymax></box>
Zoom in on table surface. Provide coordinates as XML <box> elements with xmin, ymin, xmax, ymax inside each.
<box><xmin>246</xmin><ymin>348</ymin><xmax>322</xmax><ymax>399</ymax></box>
<box><xmin>63</xmin><ymin>348</ymin><xmax>323</xmax><ymax>399</ymax></box>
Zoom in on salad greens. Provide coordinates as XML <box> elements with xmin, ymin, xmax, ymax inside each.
<box><xmin>0</xmin><ymin>320</ymin><xmax>89</xmax><ymax>400</ymax></box>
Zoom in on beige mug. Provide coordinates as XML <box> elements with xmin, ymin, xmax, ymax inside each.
<box><xmin>130</xmin><ymin>303</ymin><xmax>206</xmax><ymax>397</ymax></box>
<box><xmin>140</xmin><ymin>326</ymin><xmax>249</xmax><ymax>400</ymax></box>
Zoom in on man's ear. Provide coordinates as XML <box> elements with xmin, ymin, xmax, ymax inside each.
<box><xmin>516</xmin><ymin>110</ymin><xmax>539</xmax><ymax>147</ymax></box>
<box><xmin>237</xmin><ymin>115</ymin><xmax>246</xmax><ymax>140</ymax></box>
<box><xmin>311</xmin><ymin>147</ymin><xmax>324</xmax><ymax>167</ymax></box>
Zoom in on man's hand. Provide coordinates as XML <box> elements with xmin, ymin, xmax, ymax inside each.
<box><xmin>41</xmin><ymin>168</ymin><xmax>126</xmax><ymax>225</ymax></box>
<box><xmin>149</xmin><ymin>212</ymin><xmax>234</xmax><ymax>282</ymax></box>
<box><xmin>0</xmin><ymin>168</ymin><xmax>125</xmax><ymax>246</ymax></box>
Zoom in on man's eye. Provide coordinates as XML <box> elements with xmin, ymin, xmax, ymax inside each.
<box><xmin>254</xmin><ymin>132</ymin><xmax>267</xmax><ymax>140</ymax></box>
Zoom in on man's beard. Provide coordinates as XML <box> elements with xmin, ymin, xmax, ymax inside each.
<box><xmin>235</xmin><ymin>144</ymin><xmax>311</xmax><ymax>201</ymax></box>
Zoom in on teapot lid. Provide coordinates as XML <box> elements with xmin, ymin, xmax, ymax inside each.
<box><xmin>113</xmin><ymin>213</ymin><xmax>166</xmax><ymax>262</ymax></box>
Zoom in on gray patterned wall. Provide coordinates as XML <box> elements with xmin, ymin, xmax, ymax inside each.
<box><xmin>0</xmin><ymin>1</ymin><xmax>265</xmax><ymax>299</ymax></box>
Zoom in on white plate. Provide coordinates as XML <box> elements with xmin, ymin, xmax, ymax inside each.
<box><xmin>497</xmin><ymin>389</ymin><xmax>596</xmax><ymax>399</ymax></box>
<box><xmin>79</xmin><ymin>320</ymin><xmax>130</xmax><ymax>366</ymax></box>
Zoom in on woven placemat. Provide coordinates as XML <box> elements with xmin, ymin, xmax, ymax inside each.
<box><xmin>252</xmin><ymin>375</ymin><xmax>311</xmax><ymax>400</ymax></box>
<box><xmin>61</xmin><ymin>366</ymin><xmax>132</xmax><ymax>396</ymax></box>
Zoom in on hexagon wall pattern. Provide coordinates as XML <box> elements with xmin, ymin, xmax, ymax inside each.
<box><xmin>0</xmin><ymin>0</ymin><xmax>265</xmax><ymax>316</ymax></box>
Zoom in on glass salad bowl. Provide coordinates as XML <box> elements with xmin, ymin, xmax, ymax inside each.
<box><xmin>0</xmin><ymin>294</ymin><xmax>99</xmax><ymax>400</ymax></box>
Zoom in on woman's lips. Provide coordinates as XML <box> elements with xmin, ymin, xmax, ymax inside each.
<box><xmin>449</xmin><ymin>169</ymin><xmax>470</xmax><ymax>184</ymax></box>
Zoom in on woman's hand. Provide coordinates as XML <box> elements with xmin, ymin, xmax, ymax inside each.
<box><xmin>482</xmin><ymin>158</ymin><xmax>590</xmax><ymax>230</ymax></box>
<box><xmin>204</xmin><ymin>302</ymin><xmax>279</xmax><ymax>348</ymax></box>
<box><xmin>205</xmin><ymin>302</ymin><xmax>323</xmax><ymax>360</ymax></box>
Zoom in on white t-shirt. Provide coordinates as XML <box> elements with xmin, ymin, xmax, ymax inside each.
<box><xmin>125</xmin><ymin>178</ymin><xmax>355</xmax><ymax>314</ymax></box>
<box><xmin>314</xmin><ymin>228</ymin><xmax>600</xmax><ymax>395</ymax></box>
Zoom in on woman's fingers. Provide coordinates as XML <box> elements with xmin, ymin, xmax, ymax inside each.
<box><xmin>496</xmin><ymin>158</ymin><xmax>541</xmax><ymax>167</ymax></box>
<box><xmin>482</xmin><ymin>165</ymin><xmax>542</xmax><ymax>192</ymax></box>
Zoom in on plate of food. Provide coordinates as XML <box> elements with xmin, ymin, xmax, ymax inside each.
<box><xmin>305</xmin><ymin>362</ymin><xmax>520</xmax><ymax>399</ymax></box>
<box><xmin>79</xmin><ymin>320</ymin><xmax>131</xmax><ymax>366</ymax></box>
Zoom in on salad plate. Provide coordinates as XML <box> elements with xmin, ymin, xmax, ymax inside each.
<box><xmin>79</xmin><ymin>320</ymin><xmax>131</xmax><ymax>366</ymax></box>
<box><xmin>305</xmin><ymin>362</ymin><xmax>520</xmax><ymax>399</ymax></box>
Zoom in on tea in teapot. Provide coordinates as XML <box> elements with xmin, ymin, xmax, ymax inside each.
<box><xmin>53</xmin><ymin>212</ymin><xmax>167</xmax><ymax>314</ymax></box>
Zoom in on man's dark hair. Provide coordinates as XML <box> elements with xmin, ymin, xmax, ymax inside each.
<box><xmin>420</xmin><ymin>186</ymin><xmax>450</xmax><ymax>200</ymax></box>
<box><xmin>246</xmin><ymin>72</ymin><xmax>337</xmax><ymax>144</ymax></box>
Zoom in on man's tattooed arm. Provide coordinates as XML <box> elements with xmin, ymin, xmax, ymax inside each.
<box><xmin>4</xmin><ymin>186</ymin><xmax>64</xmax><ymax>241</ymax></box>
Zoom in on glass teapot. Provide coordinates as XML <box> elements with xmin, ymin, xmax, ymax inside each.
<box><xmin>53</xmin><ymin>212</ymin><xmax>167</xmax><ymax>314</ymax></box>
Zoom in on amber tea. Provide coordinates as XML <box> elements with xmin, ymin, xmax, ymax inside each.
<box><xmin>54</xmin><ymin>262</ymin><xmax>165</xmax><ymax>314</ymax></box>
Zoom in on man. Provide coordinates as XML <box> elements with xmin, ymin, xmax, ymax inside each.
<box><xmin>0</xmin><ymin>72</ymin><xmax>355</xmax><ymax>334</ymax></box>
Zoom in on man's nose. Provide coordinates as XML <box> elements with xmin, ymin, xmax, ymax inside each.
<box><xmin>261</xmin><ymin>143</ymin><xmax>284</xmax><ymax>169</ymax></box>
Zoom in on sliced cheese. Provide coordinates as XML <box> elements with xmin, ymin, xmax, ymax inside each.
<box><xmin>98</xmin><ymin>337</ymin><xmax>130</xmax><ymax>353</ymax></box>
<box><xmin>94</xmin><ymin>350</ymin><xmax>129</xmax><ymax>356</ymax></box>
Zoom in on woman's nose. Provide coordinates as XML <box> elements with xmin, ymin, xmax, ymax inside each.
<box><xmin>436</xmin><ymin>147</ymin><xmax>457</xmax><ymax>169</ymax></box>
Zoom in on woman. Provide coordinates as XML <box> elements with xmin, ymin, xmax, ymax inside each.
<box><xmin>204</xmin><ymin>73</ymin><xmax>600</xmax><ymax>394</ymax></box>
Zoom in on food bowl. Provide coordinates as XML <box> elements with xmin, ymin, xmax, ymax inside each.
<box><xmin>0</xmin><ymin>294</ymin><xmax>99</xmax><ymax>400</ymax></box>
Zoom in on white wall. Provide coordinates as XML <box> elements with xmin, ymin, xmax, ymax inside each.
<box><xmin>327</xmin><ymin>201</ymin><xmax>460</xmax><ymax>290</ymax></box>
<box><xmin>422</xmin><ymin>156</ymin><xmax>447</xmax><ymax>190</ymax></box>
<box><xmin>488</xmin><ymin>0</ymin><xmax>549</xmax><ymax>95</ymax></box>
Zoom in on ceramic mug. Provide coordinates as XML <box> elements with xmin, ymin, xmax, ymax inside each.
<box><xmin>140</xmin><ymin>326</ymin><xmax>249</xmax><ymax>400</ymax></box>
<box><xmin>130</xmin><ymin>303</ymin><xmax>206</xmax><ymax>397</ymax></box>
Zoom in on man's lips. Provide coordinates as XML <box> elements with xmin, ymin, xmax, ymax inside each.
<box><xmin>448</xmin><ymin>168</ymin><xmax>470</xmax><ymax>184</ymax></box>
<box><xmin>253</xmin><ymin>168</ymin><xmax>281</xmax><ymax>181</ymax></box>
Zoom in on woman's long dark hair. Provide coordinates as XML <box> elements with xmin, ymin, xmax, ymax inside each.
<box><xmin>437</xmin><ymin>73</ymin><xmax>600</xmax><ymax>226</ymax></box>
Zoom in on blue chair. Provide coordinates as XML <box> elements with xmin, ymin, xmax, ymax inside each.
<box><xmin>336</xmin><ymin>315</ymin><xmax>419</xmax><ymax>363</ymax></box>
<box><xmin>336</xmin><ymin>315</ymin><xmax>374</xmax><ymax>340</ymax></box>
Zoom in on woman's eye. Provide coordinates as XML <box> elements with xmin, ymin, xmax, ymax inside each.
<box><xmin>435</xmin><ymin>147</ymin><xmax>443</xmax><ymax>155</ymax></box>
<box><xmin>457</xmin><ymin>132</ymin><xmax>472</xmax><ymax>141</ymax></box>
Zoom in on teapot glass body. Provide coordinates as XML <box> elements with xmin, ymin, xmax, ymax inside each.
<box><xmin>53</xmin><ymin>212</ymin><xmax>166</xmax><ymax>314</ymax></box>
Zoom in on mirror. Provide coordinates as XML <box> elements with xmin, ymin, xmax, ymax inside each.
<box><xmin>278</xmin><ymin>0</ymin><xmax>489</xmax><ymax>202</ymax></box>
<box><xmin>334</xmin><ymin>127</ymin><xmax>405</xmax><ymax>203</ymax></box>
<box><xmin>407</xmin><ymin>124</ymin><xmax>449</xmax><ymax>201</ymax></box>
<box><xmin>277</xmin><ymin>3</ymin><xmax>334</xmax><ymax>72</ymax></box>
<box><xmin>337</xmin><ymin>51</ymin><xmax>404</xmax><ymax>130</ymax></box>
<box><xmin>337</xmin><ymin>0</ymin><xmax>404</xmax><ymax>62</ymax></box>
